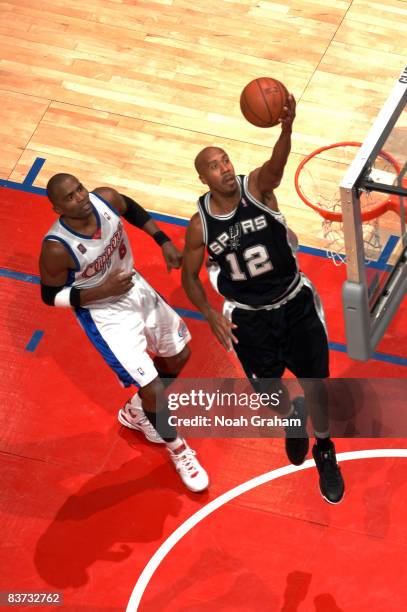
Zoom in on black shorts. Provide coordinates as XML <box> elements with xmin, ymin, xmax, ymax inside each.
<box><xmin>230</xmin><ymin>286</ymin><xmax>329</xmax><ymax>379</ymax></box>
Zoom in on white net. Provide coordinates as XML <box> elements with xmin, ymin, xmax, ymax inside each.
<box><xmin>296</xmin><ymin>143</ymin><xmax>396</xmax><ymax>265</ymax></box>
<box><xmin>322</xmin><ymin>216</ymin><xmax>381</xmax><ymax>266</ymax></box>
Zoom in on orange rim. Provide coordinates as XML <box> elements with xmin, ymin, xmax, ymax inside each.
<box><xmin>294</xmin><ymin>141</ymin><xmax>402</xmax><ymax>222</ymax></box>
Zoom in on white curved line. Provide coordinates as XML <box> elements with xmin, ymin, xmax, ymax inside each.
<box><xmin>126</xmin><ymin>449</ymin><xmax>407</xmax><ymax>611</ymax></box>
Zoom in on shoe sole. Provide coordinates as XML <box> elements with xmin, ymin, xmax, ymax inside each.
<box><xmin>174</xmin><ymin>469</ymin><xmax>210</xmax><ymax>493</ymax></box>
<box><xmin>319</xmin><ymin>487</ymin><xmax>345</xmax><ymax>505</ymax></box>
<box><xmin>181</xmin><ymin>480</ymin><xmax>209</xmax><ymax>493</ymax></box>
<box><xmin>118</xmin><ymin>409</ymin><xmax>165</xmax><ymax>444</ymax></box>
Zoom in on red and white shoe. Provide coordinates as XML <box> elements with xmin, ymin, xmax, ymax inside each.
<box><xmin>118</xmin><ymin>401</ymin><xmax>164</xmax><ymax>444</ymax></box>
<box><xmin>167</xmin><ymin>439</ymin><xmax>209</xmax><ymax>492</ymax></box>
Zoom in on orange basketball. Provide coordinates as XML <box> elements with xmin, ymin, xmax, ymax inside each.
<box><xmin>240</xmin><ymin>77</ymin><xmax>288</xmax><ymax>128</ymax></box>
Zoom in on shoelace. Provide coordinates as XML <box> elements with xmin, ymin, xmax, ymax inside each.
<box><xmin>174</xmin><ymin>448</ymin><xmax>198</xmax><ymax>474</ymax></box>
<box><xmin>137</xmin><ymin>414</ymin><xmax>153</xmax><ymax>428</ymax></box>
<box><xmin>127</xmin><ymin>408</ymin><xmax>160</xmax><ymax>435</ymax></box>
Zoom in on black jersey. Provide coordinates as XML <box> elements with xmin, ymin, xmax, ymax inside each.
<box><xmin>197</xmin><ymin>175</ymin><xmax>300</xmax><ymax>306</ymax></box>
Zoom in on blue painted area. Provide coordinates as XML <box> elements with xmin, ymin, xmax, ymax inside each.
<box><xmin>366</xmin><ymin>260</ymin><xmax>392</xmax><ymax>272</ymax></box>
<box><xmin>0</xmin><ymin>179</ymin><xmax>46</xmax><ymax>196</ymax></box>
<box><xmin>0</xmin><ymin>268</ymin><xmax>40</xmax><ymax>284</ymax></box>
<box><xmin>297</xmin><ymin>244</ymin><xmax>329</xmax><ymax>258</ymax></box>
<box><xmin>150</xmin><ymin>211</ymin><xmax>189</xmax><ymax>227</ymax></box>
<box><xmin>371</xmin><ymin>350</ymin><xmax>407</xmax><ymax>367</ymax></box>
<box><xmin>329</xmin><ymin>340</ymin><xmax>407</xmax><ymax>366</ymax></box>
<box><xmin>327</xmin><ymin>341</ymin><xmax>348</xmax><ymax>354</ymax></box>
<box><xmin>26</xmin><ymin>330</ymin><xmax>44</xmax><ymax>352</ymax></box>
<box><xmin>174</xmin><ymin>307</ymin><xmax>205</xmax><ymax>321</ymax></box>
<box><xmin>377</xmin><ymin>235</ymin><xmax>400</xmax><ymax>265</ymax></box>
<box><xmin>295</xmin><ymin>233</ymin><xmax>394</xmax><ymax>271</ymax></box>
<box><xmin>23</xmin><ymin>158</ymin><xmax>46</xmax><ymax>186</ymax></box>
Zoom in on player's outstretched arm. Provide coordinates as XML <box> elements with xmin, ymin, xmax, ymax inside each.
<box><xmin>248</xmin><ymin>94</ymin><xmax>296</xmax><ymax>207</ymax></box>
<box><xmin>181</xmin><ymin>214</ymin><xmax>237</xmax><ymax>351</ymax></box>
<box><xmin>93</xmin><ymin>186</ymin><xmax>182</xmax><ymax>271</ymax></box>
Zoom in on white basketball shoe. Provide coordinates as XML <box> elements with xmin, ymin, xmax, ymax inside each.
<box><xmin>167</xmin><ymin>439</ymin><xmax>209</xmax><ymax>492</ymax></box>
<box><xmin>118</xmin><ymin>399</ymin><xmax>164</xmax><ymax>444</ymax></box>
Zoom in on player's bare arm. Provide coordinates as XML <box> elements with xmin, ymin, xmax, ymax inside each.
<box><xmin>93</xmin><ymin>187</ymin><xmax>182</xmax><ymax>270</ymax></box>
<box><xmin>182</xmin><ymin>213</ymin><xmax>237</xmax><ymax>351</ymax></box>
<box><xmin>39</xmin><ymin>240</ymin><xmax>134</xmax><ymax>306</ymax></box>
<box><xmin>248</xmin><ymin>94</ymin><xmax>296</xmax><ymax>212</ymax></box>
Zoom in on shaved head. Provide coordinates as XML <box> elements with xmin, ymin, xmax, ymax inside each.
<box><xmin>46</xmin><ymin>173</ymin><xmax>77</xmax><ymax>204</ymax></box>
<box><xmin>194</xmin><ymin>147</ymin><xmax>236</xmax><ymax>195</ymax></box>
<box><xmin>194</xmin><ymin>147</ymin><xmax>226</xmax><ymax>175</ymax></box>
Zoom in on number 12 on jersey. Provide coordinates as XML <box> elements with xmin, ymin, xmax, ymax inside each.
<box><xmin>225</xmin><ymin>244</ymin><xmax>273</xmax><ymax>280</ymax></box>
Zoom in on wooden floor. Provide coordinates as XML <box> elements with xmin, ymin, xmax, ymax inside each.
<box><xmin>1</xmin><ymin>0</ymin><xmax>406</xmax><ymax>246</ymax></box>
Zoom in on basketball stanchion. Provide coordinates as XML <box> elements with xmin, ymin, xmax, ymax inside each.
<box><xmin>294</xmin><ymin>141</ymin><xmax>406</xmax><ymax>265</ymax></box>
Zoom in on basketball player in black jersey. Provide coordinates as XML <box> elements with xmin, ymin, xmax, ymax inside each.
<box><xmin>182</xmin><ymin>94</ymin><xmax>344</xmax><ymax>504</ymax></box>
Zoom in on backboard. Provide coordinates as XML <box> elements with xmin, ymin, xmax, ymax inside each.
<box><xmin>340</xmin><ymin>65</ymin><xmax>407</xmax><ymax>361</ymax></box>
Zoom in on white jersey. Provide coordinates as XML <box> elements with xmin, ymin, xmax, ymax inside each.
<box><xmin>43</xmin><ymin>191</ymin><xmax>191</xmax><ymax>387</ymax></box>
<box><xmin>44</xmin><ymin>192</ymin><xmax>133</xmax><ymax>308</ymax></box>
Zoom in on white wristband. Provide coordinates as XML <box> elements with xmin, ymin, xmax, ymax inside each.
<box><xmin>54</xmin><ymin>287</ymin><xmax>73</xmax><ymax>307</ymax></box>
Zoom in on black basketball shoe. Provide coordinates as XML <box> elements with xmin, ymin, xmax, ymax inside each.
<box><xmin>312</xmin><ymin>440</ymin><xmax>345</xmax><ymax>504</ymax></box>
<box><xmin>284</xmin><ymin>396</ymin><xmax>309</xmax><ymax>465</ymax></box>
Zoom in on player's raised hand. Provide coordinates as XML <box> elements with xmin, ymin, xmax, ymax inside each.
<box><xmin>279</xmin><ymin>94</ymin><xmax>296</xmax><ymax>131</ymax></box>
<box><xmin>207</xmin><ymin>309</ymin><xmax>238</xmax><ymax>351</ymax></box>
<box><xmin>162</xmin><ymin>241</ymin><xmax>183</xmax><ymax>271</ymax></box>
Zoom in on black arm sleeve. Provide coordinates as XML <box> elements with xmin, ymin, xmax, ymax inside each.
<box><xmin>121</xmin><ymin>195</ymin><xmax>151</xmax><ymax>228</ymax></box>
<box><xmin>40</xmin><ymin>284</ymin><xmax>81</xmax><ymax>307</ymax></box>
<box><xmin>41</xmin><ymin>284</ymin><xmax>64</xmax><ymax>306</ymax></box>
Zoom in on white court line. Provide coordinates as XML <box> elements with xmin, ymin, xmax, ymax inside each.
<box><xmin>126</xmin><ymin>449</ymin><xmax>407</xmax><ymax>611</ymax></box>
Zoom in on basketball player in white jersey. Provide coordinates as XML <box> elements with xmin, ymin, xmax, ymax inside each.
<box><xmin>182</xmin><ymin>95</ymin><xmax>344</xmax><ymax>503</ymax></box>
<box><xmin>39</xmin><ymin>174</ymin><xmax>208</xmax><ymax>492</ymax></box>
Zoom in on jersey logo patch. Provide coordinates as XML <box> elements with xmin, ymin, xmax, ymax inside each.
<box><xmin>229</xmin><ymin>223</ymin><xmax>241</xmax><ymax>250</ymax></box>
<box><xmin>178</xmin><ymin>320</ymin><xmax>188</xmax><ymax>339</ymax></box>
<box><xmin>77</xmin><ymin>243</ymin><xmax>87</xmax><ymax>254</ymax></box>
<box><xmin>137</xmin><ymin>367</ymin><xmax>145</xmax><ymax>376</ymax></box>
<box><xmin>103</xmin><ymin>212</ymin><xmax>111</xmax><ymax>221</ymax></box>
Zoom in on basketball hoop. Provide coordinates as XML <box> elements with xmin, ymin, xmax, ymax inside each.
<box><xmin>294</xmin><ymin>141</ymin><xmax>405</xmax><ymax>265</ymax></box>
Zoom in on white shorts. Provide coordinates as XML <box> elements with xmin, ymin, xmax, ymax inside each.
<box><xmin>75</xmin><ymin>271</ymin><xmax>191</xmax><ymax>388</ymax></box>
